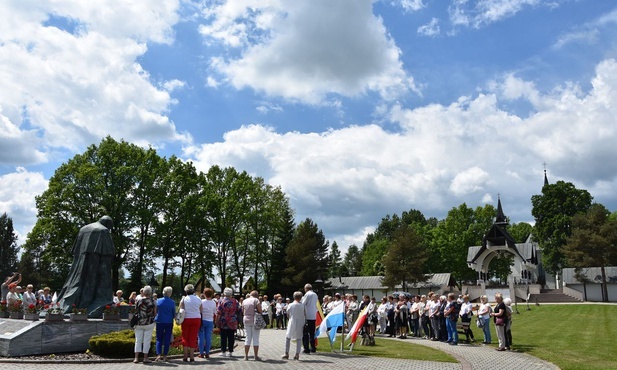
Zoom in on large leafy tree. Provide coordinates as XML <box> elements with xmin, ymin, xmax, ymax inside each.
<box><xmin>429</xmin><ymin>203</ymin><xmax>495</xmax><ymax>285</ymax></box>
<box><xmin>381</xmin><ymin>224</ymin><xmax>428</xmax><ymax>290</ymax></box>
<box><xmin>564</xmin><ymin>203</ymin><xmax>617</xmax><ymax>302</ymax></box>
<box><xmin>531</xmin><ymin>180</ymin><xmax>593</xmax><ymax>275</ymax></box>
<box><xmin>203</xmin><ymin>166</ymin><xmax>253</xmax><ymax>291</ymax></box>
<box><xmin>0</xmin><ymin>213</ymin><xmax>19</xmax><ymax>281</ymax></box>
<box><xmin>283</xmin><ymin>218</ymin><xmax>329</xmax><ymax>292</ymax></box>
<box><xmin>29</xmin><ymin>137</ymin><xmax>159</xmax><ymax>290</ymax></box>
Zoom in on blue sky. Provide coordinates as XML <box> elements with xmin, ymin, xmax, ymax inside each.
<box><xmin>2</xmin><ymin>0</ymin><xmax>617</xmax><ymax>251</ymax></box>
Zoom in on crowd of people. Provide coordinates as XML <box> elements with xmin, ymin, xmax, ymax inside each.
<box><xmin>318</xmin><ymin>290</ymin><xmax>513</xmax><ymax>351</ymax></box>
<box><xmin>2</xmin><ymin>272</ymin><xmax>54</xmax><ymax>310</ymax></box>
<box><xmin>3</xmin><ymin>271</ymin><xmax>514</xmax><ymax>360</ymax></box>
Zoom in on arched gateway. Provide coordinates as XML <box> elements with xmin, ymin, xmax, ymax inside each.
<box><xmin>466</xmin><ymin>198</ymin><xmax>542</xmax><ymax>301</ymax></box>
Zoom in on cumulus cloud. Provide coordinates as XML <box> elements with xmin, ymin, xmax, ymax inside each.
<box><xmin>0</xmin><ymin>168</ymin><xmax>48</xmax><ymax>241</ymax></box>
<box><xmin>200</xmin><ymin>0</ymin><xmax>418</xmax><ymax>104</ymax></box>
<box><xmin>184</xmin><ymin>58</ymin><xmax>617</xmax><ymax>245</ymax></box>
<box><xmin>0</xmin><ymin>0</ymin><xmax>189</xmax><ymax>164</ymax></box>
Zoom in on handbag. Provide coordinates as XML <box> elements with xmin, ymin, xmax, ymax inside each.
<box><xmin>495</xmin><ymin>316</ymin><xmax>505</xmax><ymax>326</ymax></box>
<box><xmin>476</xmin><ymin>318</ymin><xmax>484</xmax><ymax>328</ymax></box>
<box><xmin>254</xmin><ymin>301</ymin><xmax>267</xmax><ymax>330</ymax></box>
<box><xmin>130</xmin><ymin>313</ymin><xmax>139</xmax><ymax>328</ymax></box>
<box><xmin>176</xmin><ymin>308</ymin><xmax>185</xmax><ymax>325</ymax></box>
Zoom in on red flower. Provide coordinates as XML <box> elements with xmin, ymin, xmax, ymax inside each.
<box><xmin>1</xmin><ymin>300</ymin><xmax>6</xmax><ymax>305</ymax></box>
<box><xmin>28</xmin><ymin>304</ymin><xmax>35</xmax><ymax>309</ymax></box>
<box><xmin>72</xmin><ymin>304</ymin><xmax>76</xmax><ymax>307</ymax></box>
<box><xmin>106</xmin><ymin>305</ymin><xmax>111</xmax><ymax>309</ymax></box>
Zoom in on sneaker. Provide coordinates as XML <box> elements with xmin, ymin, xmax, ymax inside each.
<box><xmin>219</xmin><ymin>352</ymin><xmax>227</xmax><ymax>357</ymax></box>
<box><xmin>227</xmin><ymin>352</ymin><xmax>233</xmax><ymax>357</ymax></box>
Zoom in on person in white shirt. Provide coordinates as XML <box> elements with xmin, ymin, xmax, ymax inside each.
<box><xmin>459</xmin><ymin>294</ymin><xmax>475</xmax><ymax>343</ymax></box>
<box><xmin>275</xmin><ymin>297</ymin><xmax>285</xmax><ymax>329</ymax></box>
<box><xmin>282</xmin><ymin>291</ymin><xmax>305</xmax><ymax>360</ymax></box>
<box><xmin>377</xmin><ymin>297</ymin><xmax>388</xmax><ymax>334</ymax></box>
<box><xmin>113</xmin><ymin>290</ymin><xmax>124</xmax><ymax>304</ymax></box>
<box><xmin>346</xmin><ymin>295</ymin><xmax>359</xmax><ymax>331</ymax></box>
<box><xmin>22</xmin><ymin>284</ymin><xmax>37</xmax><ymax>308</ymax></box>
<box><xmin>300</xmin><ymin>283</ymin><xmax>318</xmax><ymax>353</ymax></box>
<box><xmin>260</xmin><ymin>295</ymin><xmax>271</xmax><ymax>328</ymax></box>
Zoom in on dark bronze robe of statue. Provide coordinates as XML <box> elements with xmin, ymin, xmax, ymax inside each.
<box><xmin>57</xmin><ymin>216</ymin><xmax>115</xmax><ymax>315</ymax></box>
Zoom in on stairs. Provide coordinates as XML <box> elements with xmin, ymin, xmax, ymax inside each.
<box><xmin>528</xmin><ymin>288</ymin><xmax>582</xmax><ymax>303</ymax></box>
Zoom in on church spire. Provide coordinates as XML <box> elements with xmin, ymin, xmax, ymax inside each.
<box><xmin>495</xmin><ymin>195</ymin><xmax>507</xmax><ymax>225</ymax></box>
<box><xmin>543</xmin><ymin>162</ymin><xmax>549</xmax><ymax>186</ymax></box>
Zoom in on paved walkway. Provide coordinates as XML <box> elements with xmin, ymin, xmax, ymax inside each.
<box><xmin>0</xmin><ymin>329</ymin><xmax>559</xmax><ymax>370</ymax></box>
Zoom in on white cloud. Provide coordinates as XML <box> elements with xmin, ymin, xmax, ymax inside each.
<box><xmin>553</xmin><ymin>8</ymin><xmax>617</xmax><ymax>49</ymax></box>
<box><xmin>394</xmin><ymin>0</ymin><xmax>425</xmax><ymax>13</ymax></box>
<box><xmin>418</xmin><ymin>18</ymin><xmax>441</xmax><ymax>37</ymax></box>
<box><xmin>450</xmin><ymin>167</ymin><xmax>491</xmax><ymax>195</ymax></box>
<box><xmin>200</xmin><ymin>0</ymin><xmax>418</xmax><ymax>104</ymax></box>
<box><xmin>448</xmin><ymin>0</ymin><xmax>549</xmax><ymax>29</ymax></box>
<box><xmin>0</xmin><ymin>168</ymin><xmax>48</xmax><ymax>242</ymax></box>
<box><xmin>184</xmin><ymin>58</ymin><xmax>617</xmax><ymax>242</ymax></box>
<box><xmin>0</xmin><ymin>1</ymin><xmax>189</xmax><ymax>164</ymax></box>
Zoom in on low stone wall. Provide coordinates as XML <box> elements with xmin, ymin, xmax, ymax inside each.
<box><xmin>0</xmin><ymin>318</ymin><xmax>130</xmax><ymax>357</ymax></box>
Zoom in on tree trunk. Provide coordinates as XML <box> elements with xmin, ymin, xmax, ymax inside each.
<box><xmin>601</xmin><ymin>266</ymin><xmax>608</xmax><ymax>302</ymax></box>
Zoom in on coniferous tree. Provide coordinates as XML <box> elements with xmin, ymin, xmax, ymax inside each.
<box><xmin>0</xmin><ymin>213</ymin><xmax>19</xmax><ymax>280</ymax></box>
<box><xmin>282</xmin><ymin>218</ymin><xmax>329</xmax><ymax>292</ymax></box>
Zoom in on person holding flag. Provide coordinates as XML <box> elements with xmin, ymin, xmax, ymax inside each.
<box><xmin>301</xmin><ymin>283</ymin><xmax>318</xmax><ymax>354</ymax></box>
<box><xmin>315</xmin><ymin>297</ymin><xmax>346</xmax><ymax>347</ymax></box>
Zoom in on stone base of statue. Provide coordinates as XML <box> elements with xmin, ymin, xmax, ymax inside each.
<box><xmin>24</xmin><ymin>313</ymin><xmax>39</xmax><ymax>321</ymax></box>
<box><xmin>0</xmin><ymin>317</ymin><xmax>130</xmax><ymax>356</ymax></box>
<box><xmin>9</xmin><ymin>312</ymin><xmax>23</xmax><ymax>320</ymax></box>
<box><xmin>69</xmin><ymin>313</ymin><xmax>88</xmax><ymax>322</ymax></box>
<box><xmin>45</xmin><ymin>313</ymin><xmax>64</xmax><ymax>322</ymax></box>
<box><xmin>102</xmin><ymin>313</ymin><xmax>120</xmax><ymax>321</ymax></box>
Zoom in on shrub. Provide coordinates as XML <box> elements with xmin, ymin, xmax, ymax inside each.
<box><xmin>89</xmin><ymin>324</ymin><xmax>221</xmax><ymax>357</ymax></box>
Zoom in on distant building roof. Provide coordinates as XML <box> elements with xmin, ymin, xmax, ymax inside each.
<box><xmin>326</xmin><ymin>273</ymin><xmax>453</xmax><ymax>291</ymax></box>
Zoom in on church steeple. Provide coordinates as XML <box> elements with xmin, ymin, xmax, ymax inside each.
<box><xmin>495</xmin><ymin>195</ymin><xmax>507</xmax><ymax>225</ymax></box>
<box><xmin>543</xmin><ymin>162</ymin><xmax>549</xmax><ymax>186</ymax></box>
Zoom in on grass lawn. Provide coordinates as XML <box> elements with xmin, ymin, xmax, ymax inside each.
<box><xmin>315</xmin><ymin>304</ymin><xmax>616</xmax><ymax>370</ymax></box>
<box><xmin>505</xmin><ymin>303</ymin><xmax>617</xmax><ymax>370</ymax></box>
<box><xmin>317</xmin><ymin>335</ymin><xmax>457</xmax><ymax>363</ymax></box>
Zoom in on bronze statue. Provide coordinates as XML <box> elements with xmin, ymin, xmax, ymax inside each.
<box><xmin>57</xmin><ymin>216</ymin><xmax>115</xmax><ymax>315</ymax></box>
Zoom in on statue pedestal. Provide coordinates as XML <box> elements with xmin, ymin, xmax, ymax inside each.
<box><xmin>9</xmin><ymin>312</ymin><xmax>23</xmax><ymax>320</ymax></box>
<box><xmin>45</xmin><ymin>313</ymin><xmax>64</xmax><ymax>322</ymax></box>
<box><xmin>102</xmin><ymin>313</ymin><xmax>120</xmax><ymax>321</ymax></box>
<box><xmin>24</xmin><ymin>313</ymin><xmax>39</xmax><ymax>321</ymax></box>
<box><xmin>70</xmin><ymin>313</ymin><xmax>88</xmax><ymax>322</ymax></box>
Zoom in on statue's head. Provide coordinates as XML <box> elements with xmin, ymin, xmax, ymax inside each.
<box><xmin>99</xmin><ymin>216</ymin><xmax>114</xmax><ymax>229</ymax></box>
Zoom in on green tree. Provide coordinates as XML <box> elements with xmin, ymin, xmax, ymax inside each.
<box><xmin>342</xmin><ymin>245</ymin><xmax>363</xmax><ymax>277</ymax></box>
<box><xmin>381</xmin><ymin>224</ymin><xmax>428</xmax><ymax>290</ymax></box>
<box><xmin>203</xmin><ymin>166</ymin><xmax>252</xmax><ymax>290</ymax></box>
<box><xmin>531</xmin><ymin>180</ymin><xmax>593</xmax><ymax>275</ymax></box>
<box><xmin>0</xmin><ymin>213</ymin><xmax>19</xmax><ymax>281</ymax></box>
<box><xmin>283</xmin><ymin>218</ymin><xmax>329</xmax><ymax>292</ymax></box>
<box><xmin>31</xmin><ymin>137</ymin><xmax>161</xmax><ymax>291</ymax></box>
<box><xmin>509</xmin><ymin>222</ymin><xmax>533</xmax><ymax>243</ymax></box>
<box><xmin>328</xmin><ymin>241</ymin><xmax>342</xmax><ymax>278</ymax></box>
<box><xmin>268</xmin><ymin>202</ymin><xmax>294</xmax><ymax>296</ymax></box>
<box><xmin>564</xmin><ymin>203</ymin><xmax>617</xmax><ymax>302</ymax></box>
<box><xmin>429</xmin><ymin>203</ymin><xmax>495</xmax><ymax>285</ymax></box>
<box><xmin>361</xmin><ymin>238</ymin><xmax>388</xmax><ymax>276</ymax></box>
